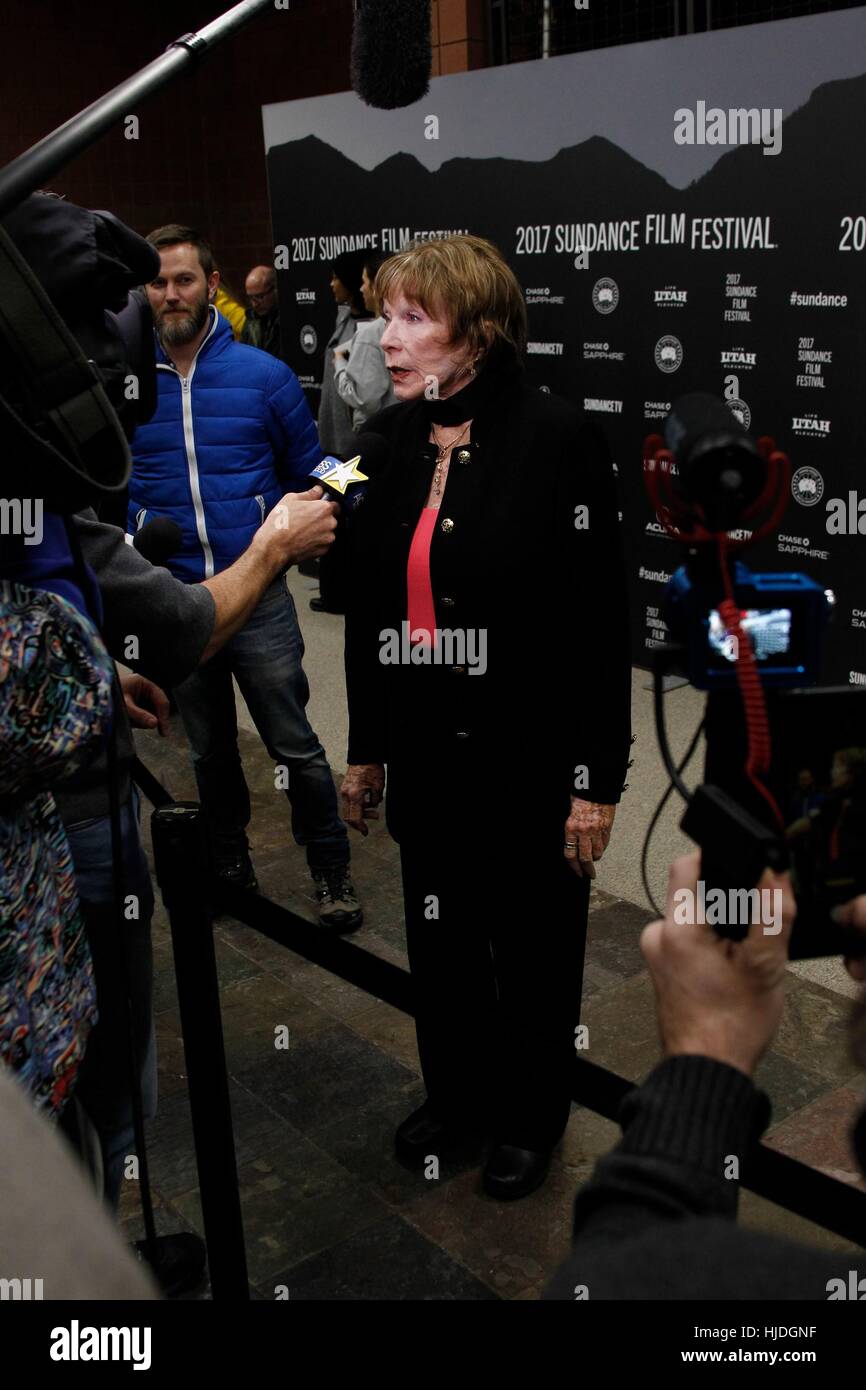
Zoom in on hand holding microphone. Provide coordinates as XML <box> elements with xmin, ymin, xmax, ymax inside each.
<box><xmin>254</xmin><ymin>486</ymin><xmax>339</xmax><ymax>569</ymax></box>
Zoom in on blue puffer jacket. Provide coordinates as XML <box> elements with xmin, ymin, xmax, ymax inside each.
<box><xmin>128</xmin><ymin>308</ymin><xmax>322</xmax><ymax>581</ymax></box>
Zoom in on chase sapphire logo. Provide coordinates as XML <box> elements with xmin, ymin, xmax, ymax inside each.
<box><xmin>300</xmin><ymin>325</ymin><xmax>318</xmax><ymax>354</ymax></box>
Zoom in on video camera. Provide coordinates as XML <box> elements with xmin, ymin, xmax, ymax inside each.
<box><xmin>644</xmin><ymin>393</ymin><xmax>866</xmax><ymax>960</ymax></box>
<box><xmin>0</xmin><ymin>192</ymin><xmax>159</xmax><ymax>520</ymax></box>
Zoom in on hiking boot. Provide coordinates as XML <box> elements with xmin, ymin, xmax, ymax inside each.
<box><xmin>311</xmin><ymin>865</ymin><xmax>363</xmax><ymax>932</ymax></box>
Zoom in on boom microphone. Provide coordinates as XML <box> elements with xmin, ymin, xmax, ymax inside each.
<box><xmin>132</xmin><ymin>516</ymin><xmax>183</xmax><ymax>567</ymax></box>
<box><xmin>351</xmin><ymin>0</ymin><xmax>432</xmax><ymax>110</ymax></box>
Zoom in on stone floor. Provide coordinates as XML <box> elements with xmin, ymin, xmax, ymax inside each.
<box><xmin>120</xmin><ymin>713</ymin><xmax>866</xmax><ymax>1300</ymax></box>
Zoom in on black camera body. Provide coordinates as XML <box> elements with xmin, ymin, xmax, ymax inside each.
<box><xmin>0</xmin><ymin>193</ymin><xmax>159</xmax><ymax>517</ymax></box>
<box><xmin>647</xmin><ymin>394</ymin><xmax>866</xmax><ymax>960</ymax></box>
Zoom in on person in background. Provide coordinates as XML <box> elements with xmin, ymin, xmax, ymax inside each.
<box><xmin>0</xmin><ymin>1062</ymin><xmax>157</xmax><ymax>1299</ymax></box>
<box><xmin>130</xmin><ymin>223</ymin><xmax>362</xmax><ymax>931</ymax></box>
<box><xmin>0</xmin><ymin>563</ymin><xmax>111</xmax><ymax>1122</ymax></box>
<box><xmin>544</xmin><ymin>855</ymin><xmax>866</xmax><ymax>1299</ymax></box>
<box><xmin>312</xmin><ymin>249</ymin><xmax>374</xmax><ymax>614</ymax></box>
<box><xmin>334</xmin><ymin>250</ymin><xmax>396</xmax><ymax>428</ymax></box>
<box><xmin>214</xmin><ymin>272</ymin><xmax>247</xmax><ymax>340</ymax></box>
<box><xmin>318</xmin><ymin>250</ymin><xmax>373</xmax><ymax>458</ymax></box>
<box><xmin>788</xmin><ymin>767</ymin><xmax>824</xmax><ymax>822</ymax></box>
<box><xmin>241</xmin><ymin>264</ymin><xmax>282</xmax><ymax>359</ymax></box>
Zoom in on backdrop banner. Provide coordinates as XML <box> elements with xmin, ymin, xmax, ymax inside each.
<box><xmin>263</xmin><ymin>8</ymin><xmax>866</xmax><ymax>683</ymax></box>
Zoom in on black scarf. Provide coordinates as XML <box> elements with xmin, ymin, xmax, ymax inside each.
<box><xmin>421</xmin><ymin>354</ymin><xmax>523</xmax><ymax>426</ymax></box>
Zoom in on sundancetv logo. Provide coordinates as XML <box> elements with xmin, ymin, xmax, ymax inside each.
<box><xmin>527</xmin><ymin>341</ymin><xmax>564</xmax><ymax>355</ymax></box>
<box><xmin>50</xmin><ymin>1321</ymin><xmax>151</xmax><ymax>1371</ymax></box>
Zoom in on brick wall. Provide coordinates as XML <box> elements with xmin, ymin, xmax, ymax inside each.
<box><xmin>1</xmin><ymin>0</ymin><xmax>488</xmax><ymax>292</ymax></box>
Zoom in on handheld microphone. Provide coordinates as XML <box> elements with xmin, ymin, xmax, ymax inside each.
<box><xmin>308</xmin><ymin>433</ymin><xmax>389</xmax><ymax>515</ymax></box>
<box><xmin>132</xmin><ymin>516</ymin><xmax>183</xmax><ymax>566</ymax></box>
<box><xmin>351</xmin><ymin>0</ymin><xmax>431</xmax><ymax>110</ymax></box>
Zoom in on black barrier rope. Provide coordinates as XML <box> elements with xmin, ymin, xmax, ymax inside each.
<box><xmin>133</xmin><ymin>757</ymin><xmax>866</xmax><ymax>1280</ymax></box>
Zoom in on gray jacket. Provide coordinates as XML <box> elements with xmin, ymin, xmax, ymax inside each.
<box><xmin>55</xmin><ymin>510</ymin><xmax>216</xmax><ymax>827</ymax></box>
<box><xmin>334</xmin><ymin>317</ymin><xmax>396</xmax><ymax>429</ymax></box>
<box><xmin>317</xmin><ymin>304</ymin><xmax>366</xmax><ymax>458</ymax></box>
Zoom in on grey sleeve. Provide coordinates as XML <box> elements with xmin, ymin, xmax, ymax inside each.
<box><xmin>0</xmin><ymin>1065</ymin><xmax>158</xmax><ymax>1301</ymax></box>
<box><xmin>74</xmin><ymin>508</ymin><xmax>216</xmax><ymax>686</ymax></box>
<box><xmin>335</xmin><ymin>339</ymin><xmax>393</xmax><ymax>429</ymax></box>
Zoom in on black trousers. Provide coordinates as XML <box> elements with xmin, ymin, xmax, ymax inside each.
<box><xmin>399</xmin><ymin>829</ymin><xmax>590</xmax><ymax>1151</ymax></box>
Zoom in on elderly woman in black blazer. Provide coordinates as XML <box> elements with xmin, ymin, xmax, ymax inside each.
<box><xmin>341</xmin><ymin>235</ymin><xmax>632</xmax><ymax>1199</ymax></box>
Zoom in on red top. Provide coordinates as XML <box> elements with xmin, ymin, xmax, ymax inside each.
<box><xmin>406</xmin><ymin>507</ymin><xmax>438</xmax><ymax>647</ymax></box>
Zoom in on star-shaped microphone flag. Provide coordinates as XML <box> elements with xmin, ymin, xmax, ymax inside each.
<box><xmin>311</xmin><ymin>455</ymin><xmax>369</xmax><ymax>496</ymax></box>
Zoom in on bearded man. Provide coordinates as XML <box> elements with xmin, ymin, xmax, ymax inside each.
<box><xmin>127</xmin><ymin>225</ymin><xmax>362</xmax><ymax>930</ymax></box>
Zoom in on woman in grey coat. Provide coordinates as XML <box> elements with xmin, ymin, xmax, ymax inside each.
<box><xmin>313</xmin><ymin>249</ymin><xmax>373</xmax><ymax>611</ymax></box>
<box><xmin>334</xmin><ymin>251</ymin><xmax>396</xmax><ymax>427</ymax></box>
<box><xmin>317</xmin><ymin>250</ymin><xmax>372</xmax><ymax>461</ymax></box>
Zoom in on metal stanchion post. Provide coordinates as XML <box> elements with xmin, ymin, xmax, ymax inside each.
<box><xmin>150</xmin><ymin>801</ymin><xmax>250</xmax><ymax>1300</ymax></box>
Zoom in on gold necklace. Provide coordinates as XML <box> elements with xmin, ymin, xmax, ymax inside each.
<box><xmin>430</xmin><ymin>422</ymin><xmax>471</xmax><ymax>497</ymax></box>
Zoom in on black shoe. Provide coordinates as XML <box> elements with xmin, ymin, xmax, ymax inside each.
<box><xmin>216</xmin><ymin>854</ymin><xmax>258</xmax><ymax>892</ymax></box>
<box><xmin>483</xmin><ymin>1144</ymin><xmax>551</xmax><ymax>1201</ymax></box>
<box><xmin>298</xmin><ymin>558</ymin><xmax>320</xmax><ymax>579</ymax></box>
<box><xmin>134</xmin><ymin>1233</ymin><xmax>207</xmax><ymax>1299</ymax></box>
<box><xmin>394</xmin><ymin>1103</ymin><xmax>485</xmax><ymax>1164</ymax></box>
<box><xmin>309</xmin><ymin>595</ymin><xmax>345</xmax><ymax>614</ymax></box>
<box><xmin>311</xmin><ymin>865</ymin><xmax>362</xmax><ymax>932</ymax></box>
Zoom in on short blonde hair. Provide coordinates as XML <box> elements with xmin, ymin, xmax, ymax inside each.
<box><xmin>375</xmin><ymin>234</ymin><xmax>527</xmax><ymax>364</ymax></box>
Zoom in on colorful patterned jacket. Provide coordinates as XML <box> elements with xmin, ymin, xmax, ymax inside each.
<box><xmin>0</xmin><ymin>582</ymin><xmax>113</xmax><ymax>1114</ymax></box>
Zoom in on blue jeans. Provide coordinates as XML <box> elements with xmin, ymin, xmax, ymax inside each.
<box><xmin>66</xmin><ymin>791</ymin><xmax>157</xmax><ymax>1209</ymax></box>
<box><xmin>172</xmin><ymin>578</ymin><xmax>350</xmax><ymax>873</ymax></box>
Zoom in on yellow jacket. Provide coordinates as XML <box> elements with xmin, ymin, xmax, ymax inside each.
<box><xmin>214</xmin><ymin>287</ymin><xmax>246</xmax><ymax>339</ymax></box>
